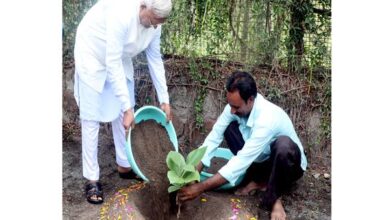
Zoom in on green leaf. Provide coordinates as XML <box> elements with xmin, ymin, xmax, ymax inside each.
<box><xmin>166</xmin><ymin>148</ymin><xmax>206</xmax><ymax>192</ymax></box>
<box><xmin>181</xmin><ymin>164</ymin><xmax>196</xmax><ymax>178</ymax></box>
<box><xmin>183</xmin><ymin>170</ymin><xmax>200</xmax><ymax>183</ymax></box>
<box><xmin>166</xmin><ymin>151</ymin><xmax>186</xmax><ymax>175</ymax></box>
<box><xmin>180</xmin><ymin>164</ymin><xmax>200</xmax><ymax>182</ymax></box>
<box><xmin>186</xmin><ymin>146</ymin><xmax>207</xmax><ymax>166</ymax></box>
<box><xmin>168</xmin><ymin>185</ymin><xmax>183</xmax><ymax>193</ymax></box>
<box><xmin>167</xmin><ymin>170</ymin><xmax>185</xmax><ymax>185</ymax></box>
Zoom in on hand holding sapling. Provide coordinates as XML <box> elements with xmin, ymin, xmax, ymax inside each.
<box><xmin>166</xmin><ymin>146</ymin><xmax>207</xmax><ymax>218</ymax></box>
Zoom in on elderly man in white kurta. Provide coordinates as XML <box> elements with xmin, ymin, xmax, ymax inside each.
<box><xmin>73</xmin><ymin>0</ymin><xmax>173</xmax><ymax>204</ymax></box>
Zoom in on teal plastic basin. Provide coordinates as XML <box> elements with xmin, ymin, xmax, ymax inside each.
<box><xmin>200</xmin><ymin>147</ymin><xmax>245</xmax><ymax>190</ymax></box>
<box><xmin>125</xmin><ymin>105</ymin><xmax>178</xmax><ymax>182</ymax></box>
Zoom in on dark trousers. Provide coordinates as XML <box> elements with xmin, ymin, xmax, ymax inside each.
<box><xmin>224</xmin><ymin>121</ymin><xmax>304</xmax><ymax>210</ymax></box>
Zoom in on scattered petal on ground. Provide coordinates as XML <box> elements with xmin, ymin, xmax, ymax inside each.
<box><xmin>100</xmin><ymin>182</ymin><xmax>146</xmax><ymax>219</ymax></box>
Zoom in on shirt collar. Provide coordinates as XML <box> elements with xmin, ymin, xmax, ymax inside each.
<box><xmin>246</xmin><ymin>93</ymin><xmax>262</xmax><ymax>128</ymax></box>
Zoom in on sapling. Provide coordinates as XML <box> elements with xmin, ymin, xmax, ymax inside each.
<box><xmin>166</xmin><ymin>146</ymin><xmax>207</xmax><ymax>218</ymax></box>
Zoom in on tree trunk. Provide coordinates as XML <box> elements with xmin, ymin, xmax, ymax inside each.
<box><xmin>288</xmin><ymin>0</ymin><xmax>306</xmax><ymax>72</ymax></box>
<box><xmin>265</xmin><ymin>0</ymin><xmax>271</xmax><ymax>34</ymax></box>
<box><xmin>241</xmin><ymin>0</ymin><xmax>250</xmax><ymax>62</ymax></box>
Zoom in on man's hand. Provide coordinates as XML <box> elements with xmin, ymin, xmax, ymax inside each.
<box><xmin>160</xmin><ymin>103</ymin><xmax>172</xmax><ymax>123</ymax></box>
<box><xmin>123</xmin><ymin>109</ymin><xmax>135</xmax><ymax>138</ymax></box>
<box><xmin>177</xmin><ymin>183</ymin><xmax>204</xmax><ymax>202</ymax></box>
<box><xmin>196</xmin><ymin>162</ymin><xmax>204</xmax><ymax>173</ymax></box>
<box><xmin>178</xmin><ymin>173</ymin><xmax>227</xmax><ymax>203</ymax></box>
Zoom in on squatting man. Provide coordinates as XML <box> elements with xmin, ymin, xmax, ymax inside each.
<box><xmin>178</xmin><ymin>71</ymin><xmax>307</xmax><ymax>220</ymax></box>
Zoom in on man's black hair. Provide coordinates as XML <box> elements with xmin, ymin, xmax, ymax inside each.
<box><xmin>226</xmin><ymin>71</ymin><xmax>257</xmax><ymax>103</ymax></box>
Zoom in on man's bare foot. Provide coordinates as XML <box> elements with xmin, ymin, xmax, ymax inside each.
<box><xmin>270</xmin><ymin>199</ymin><xmax>286</xmax><ymax>220</ymax></box>
<box><xmin>234</xmin><ymin>181</ymin><xmax>267</xmax><ymax>195</ymax></box>
<box><xmin>118</xmin><ymin>166</ymin><xmax>131</xmax><ymax>173</ymax></box>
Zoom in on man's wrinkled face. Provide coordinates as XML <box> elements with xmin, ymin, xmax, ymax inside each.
<box><xmin>226</xmin><ymin>90</ymin><xmax>254</xmax><ymax>118</ymax></box>
<box><xmin>139</xmin><ymin>6</ymin><xmax>166</xmax><ymax>29</ymax></box>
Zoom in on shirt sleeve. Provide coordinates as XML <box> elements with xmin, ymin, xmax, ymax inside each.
<box><xmin>201</xmin><ymin>105</ymin><xmax>234</xmax><ymax>167</ymax></box>
<box><xmin>145</xmin><ymin>27</ymin><xmax>169</xmax><ymax>104</ymax></box>
<box><xmin>105</xmin><ymin>2</ymin><xmax>132</xmax><ymax>112</ymax></box>
<box><xmin>218</xmin><ymin>124</ymin><xmax>275</xmax><ymax>185</ymax></box>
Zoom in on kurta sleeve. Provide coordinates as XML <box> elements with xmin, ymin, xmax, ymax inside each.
<box><xmin>145</xmin><ymin>27</ymin><xmax>170</xmax><ymax>104</ymax></box>
<box><xmin>105</xmin><ymin>2</ymin><xmax>132</xmax><ymax>112</ymax></box>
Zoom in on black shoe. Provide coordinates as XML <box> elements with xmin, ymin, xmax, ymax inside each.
<box><xmin>118</xmin><ymin>169</ymin><xmax>143</xmax><ymax>181</ymax></box>
<box><xmin>85</xmin><ymin>182</ymin><xmax>104</xmax><ymax>204</ymax></box>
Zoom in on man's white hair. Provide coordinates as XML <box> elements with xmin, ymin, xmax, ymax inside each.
<box><xmin>142</xmin><ymin>0</ymin><xmax>172</xmax><ymax>19</ymax></box>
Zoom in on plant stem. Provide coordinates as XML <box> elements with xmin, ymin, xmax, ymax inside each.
<box><xmin>176</xmin><ymin>194</ymin><xmax>181</xmax><ymax>219</ymax></box>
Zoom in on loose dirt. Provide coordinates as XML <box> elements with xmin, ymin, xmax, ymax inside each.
<box><xmin>131</xmin><ymin>120</ymin><xmax>175</xmax><ymax>219</ymax></box>
<box><xmin>132</xmin><ymin>120</ymin><xmax>173</xmax><ymax>182</ymax></box>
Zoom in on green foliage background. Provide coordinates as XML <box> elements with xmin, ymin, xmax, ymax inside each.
<box><xmin>63</xmin><ymin>0</ymin><xmax>331</xmax><ymax>148</ymax></box>
<box><xmin>63</xmin><ymin>0</ymin><xmax>331</xmax><ymax>72</ymax></box>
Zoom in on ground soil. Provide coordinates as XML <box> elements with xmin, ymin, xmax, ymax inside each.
<box><xmin>63</xmin><ymin>57</ymin><xmax>331</xmax><ymax>219</ymax></box>
<box><xmin>63</xmin><ymin>124</ymin><xmax>330</xmax><ymax>220</ymax></box>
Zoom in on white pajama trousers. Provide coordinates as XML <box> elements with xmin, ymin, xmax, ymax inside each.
<box><xmin>81</xmin><ymin>114</ymin><xmax>131</xmax><ymax>181</ymax></box>
<box><xmin>74</xmin><ymin>70</ymin><xmax>135</xmax><ymax>181</ymax></box>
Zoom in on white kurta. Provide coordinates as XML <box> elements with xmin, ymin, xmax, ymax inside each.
<box><xmin>74</xmin><ymin>0</ymin><xmax>169</xmax><ymax>122</ymax></box>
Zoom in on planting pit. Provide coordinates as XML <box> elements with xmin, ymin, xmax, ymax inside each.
<box><xmin>127</xmin><ymin>120</ymin><xmax>260</xmax><ymax>219</ymax></box>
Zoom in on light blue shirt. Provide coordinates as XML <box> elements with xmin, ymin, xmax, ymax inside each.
<box><xmin>201</xmin><ymin>93</ymin><xmax>307</xmax><ymax>185</ymax></box>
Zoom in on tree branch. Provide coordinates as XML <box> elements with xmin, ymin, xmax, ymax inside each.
<box><xmin>313</xmin><ymin>8</ymin><xmax>331</xmax><ymax>16</ymax></box>
<box><xmin>167</xmin><ymin>83</ymin><xmax>222</xmax><ymax>92</ymax></box>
